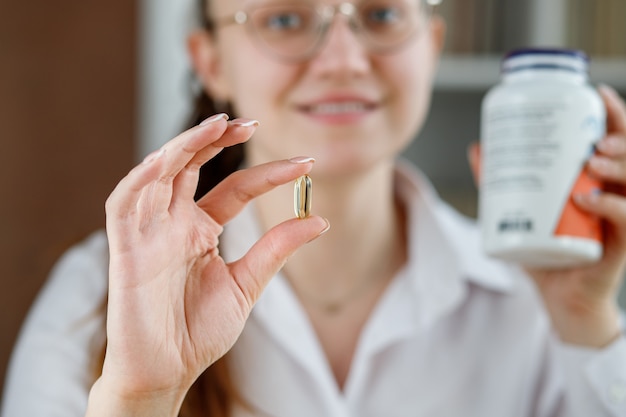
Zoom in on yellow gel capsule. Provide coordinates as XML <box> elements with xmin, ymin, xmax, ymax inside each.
<box><xmin>294</xmin><ymin>175</ymin><xmax>312</xmax><ymax>219</ymax></box>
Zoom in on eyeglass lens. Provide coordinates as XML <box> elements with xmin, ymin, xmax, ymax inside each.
<box><xmin>246</xmin><ymin>0</ymin><xmax>429</xmax><ymax>61</ymax></box>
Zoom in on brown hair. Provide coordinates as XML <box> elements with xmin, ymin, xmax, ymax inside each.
<box><xmin>93</xmin><ymin>1</ymin><xmax>247</xmax><ymax>415</ymax></box>
<box><xmin>179</xmin><ymin>96</ymin><xmax>246</xmax><ymax>417</ymax></box>
<box><xmin>179</xmin><ymin>3</ymin><xmax>248</xmax><ymax>412</ymax></box>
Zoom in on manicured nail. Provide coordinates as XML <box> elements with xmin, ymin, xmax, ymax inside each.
<box><xmin>200</xmin><ymin>113</ymin><xmax>228</xmax><ymax>126</ymax></box>
<box><xmin>573</xmin><ymin>194</ymin><xmax>586</xmax><ymax>205</ymax></box>
<box><xmin>308</xmin><ymin>218</ymin><xmax>330</xmax><ymax>243</ymax></box>
<box><xmin>229</xmin><ymin>118</ymin><xmax>259</xmax><ymax>128</ymax></box>
<box><xmin>596</xmin><ymin>135</ymin><xmax>624</xmax><ymax>154</ymax></box>
<box><xmin>142</xmin><ymin>148</ymin><xmax>165</xmax><ymax>164</ymax></box>
<box><xmin>594</xmin><ymin>139</ymin><xmax>609</xmax><ymax>154</ymax></box>
<box><xmin>289</xmin><ymin>156</ymin><xmax>316</xmax><ymax>164</ymax></box>
<box><xmin>574</xmin><ymin>188</ymin><xmax>601</xmax><ymax>205</ymax></box>
<box><xmin>589</xmin><ymin>156</ymin><xmax>612</xmax><ymax>173</ymax></box>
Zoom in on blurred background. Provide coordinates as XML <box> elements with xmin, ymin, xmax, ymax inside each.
<box><xmin>1</xmin><ymin>0</ymin><xmax>625</xmax><ymax>398</ymax></box>
<box><xmin>0</xmin><ymin>0</ymin><xmax>137</xmax><ymax>400</ymax></box>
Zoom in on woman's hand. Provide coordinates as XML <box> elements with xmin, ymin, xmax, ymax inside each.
<box><xmin>526</xmin><ymin>85</ymin><xmax>626</xmax><ymax>348</ymax></box>
<box><xmin>86</xmin><ymin>114</ymin><xmax>329</xmax><ymax>416</ymax></box>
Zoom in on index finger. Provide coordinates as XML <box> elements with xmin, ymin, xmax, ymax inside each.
<box><xmin>106</xmin><ymin>113</ymin><xmax>230</xmax><ymax>217</ymax></box>
<box><xmin>197</xmin><ymin>157</ymin><xmax>316</xmax><ymax>225</ymax></box>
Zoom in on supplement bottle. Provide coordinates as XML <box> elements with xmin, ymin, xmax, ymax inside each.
<box><xmin>480</xmin><ymin>48</ymin><xmax>605</xmax><ymax>268</ymax></box>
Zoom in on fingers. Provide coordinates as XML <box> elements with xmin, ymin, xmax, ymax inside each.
<box><xmin>588</xmin><ymin>152</ymin><xmax>626</xmax><ymax>184</ymax></box>
<box><xmin>228</xmin><ymin>216</ymin><xmax>330</xmax><ymax>307</ymax></box>
<box><xmin>595</xmin><ymin>134</ymin><xmax>626</xmax><ymax>157</ymax></box>
<box><xmin>576</xmin><ymin>88</ymin><xmax>626</xmax><ymax>233</ymax></box>
<box><xmin>196</xmin><ymin>157</ymin><xmax>316</xmax><ymax>225</ymax></box>
<box><xmin>184</xmin><ymin>119</ymin><xmax>260</xmax><ymax>171</ymax></box>
<box><xmin>587</xmin><ymin>86</ymin><xmax>626</xmax><ymax>185</ymax></box>
<box><xmin>575</xmin><ymin>191</ymin><xmax>626</xmax><ymax>235</ymax></box>
<box><xmin>598</xmin><ymin>84</ymin><xmax>626</xmax><ymax>134</ymax></box>
<box><xmin>106</xmin><ymin>114</ymin><xmax>227</xmax><ymax>217</ymax></box>
<box><xmin>159</xmin><ymin>113</ymin><xmax>230</xmax><ymax>181</ymax></box>
<box><xmin>106</xmin><ymin>115</ymin><xmax>258</xmax><ymax>226</ymax></box>
<box><xmin>170</xmin><ymin>119</ymin><xmax>260</xmax><ymax>207</ymax></box>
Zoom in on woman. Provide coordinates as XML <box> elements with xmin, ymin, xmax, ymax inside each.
<box><xmin>3</xmin><ymin>0</ymin><xmax>626</xmax><ymax>416</ymax></box>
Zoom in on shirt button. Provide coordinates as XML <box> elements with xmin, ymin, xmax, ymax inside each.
<box><xmin>608</xmin><ymin>381</ymin><xmax>626</xmax><ymax>405</ymax></box>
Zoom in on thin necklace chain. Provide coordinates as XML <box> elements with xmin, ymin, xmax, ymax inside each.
<box><xmin>292</xmin><ymin>272</ymin><xmax>385</xmax><ymax>314</ymax></box>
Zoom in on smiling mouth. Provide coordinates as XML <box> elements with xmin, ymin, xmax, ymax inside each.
<box><xmin>302</xmin><ymin>101</ymin><xmax>377</xmax><ymax>115</ymax></box>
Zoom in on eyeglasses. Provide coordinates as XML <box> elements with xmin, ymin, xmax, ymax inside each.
<box><xmin>210</xmin><ymin>0</ymin><xmax>435</xmax><ymax>63</ymax></box>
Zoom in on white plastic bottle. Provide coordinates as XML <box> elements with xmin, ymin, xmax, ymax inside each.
<box><xmin>480</xmin><ymin>48</ymin><xmax>606</xmax><ymax>268</ymax></box>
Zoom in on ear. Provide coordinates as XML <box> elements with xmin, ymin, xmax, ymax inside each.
<box><xmin>467</xmin><ymin>141</ymin><xmax>482</xmax><ymax>187</ymax></box>
<box><xmin>187</xmin><ymin>29</ymin><xmax>231</xmax><ymax>101</ymax></box>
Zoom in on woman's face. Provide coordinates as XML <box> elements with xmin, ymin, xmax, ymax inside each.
<box><xmin>191</xmin><ymin>0</ymin><xmax>445</xmax><ymax>178</ymax></box>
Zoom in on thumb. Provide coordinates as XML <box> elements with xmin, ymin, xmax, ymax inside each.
<box><xmin>229</xmin><ymin>216</ymin><xmax>330</xmax><ymax>306</ymax></box>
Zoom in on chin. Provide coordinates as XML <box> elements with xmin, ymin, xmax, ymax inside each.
<box><xmin>313</xmin><ymin>148</ymin><xmax>396</xmax><ymax>180</ymax></box>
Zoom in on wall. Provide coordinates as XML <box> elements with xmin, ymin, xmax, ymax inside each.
<box><xmin>0</xmin><ymin>0</ymin><xmax>137</xmax><ymax>396</ymax></box>
<box><xmin>139</xmin><ymin>0</ymin><xmax>194</xmax><ymax>157</ymax></box>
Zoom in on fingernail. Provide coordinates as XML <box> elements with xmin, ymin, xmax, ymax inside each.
<box><xmin>289</xmin><ymin>156</ymin><xmax>316</xmax><ymax>164</ymax></box>
<box><xmin>595</xmin><ymin>135</ymin><xmax>623</xmax><ymax>154</ymax></box>
<box><xmin>307</xmin><ymin>218</ymin><xmax>330</xmax><ymax>243</ymax></box>
<box><xmin>200</xmin><ymin>113</ymin><xmax>228</xmax><ymax>126</ymax></box>
<box><xmin>229</xmin><ymin>118</ymin><xmax>259</xmax><ymax>128</ymax></box>
<box><xmin>574</xmin><ymin>188</ymin><xmax>601</xmax><ymax>205</ymax></box>
<box><xmin>142</xmin><ymin>148</ymin><xmax>165</xmax><ymax>164</ymax></box>
<box><xmin>594</xmin><ymin>140</ymin><xmax>609</xmax><ymax>154</ymax></box>
<box><xmin>589</xmin><ymin>156</ymin><xmax>610</xmax><ymax>172</ymax></box>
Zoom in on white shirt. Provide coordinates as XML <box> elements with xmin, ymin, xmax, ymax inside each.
<box><xmin>3</xmin><ymin>161</ymin><xmax>626</xmax><ymax>417</ymax></box>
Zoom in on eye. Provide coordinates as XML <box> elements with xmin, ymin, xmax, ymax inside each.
<box><xmin>370</xmin><ymin>8</ymin><xmax>399</xmax><ymax>22</ymax></box>
<box><xmin>251</xmin><ymin>4</ymin><xmax>316</xmax><ymax>35</ymax></box>
<box><xmin>361</xmin><ymin>1</ymin><xmax>407</xmax><ymax>30</ymax></box>
<box><xmin>266</xmin><ymin>13</ymin><xmax>302</xmax><ymax>30</ymax></box>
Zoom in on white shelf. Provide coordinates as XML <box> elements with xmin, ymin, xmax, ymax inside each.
<box><xmin>435</xmin><ymin>55</ymin><xmax>626</xmax><ymax>92</ymax></box>
<box><xmin>434</xmin><ymin>55</ymin><xmax>500</xmax><ymax>91</ymax></box>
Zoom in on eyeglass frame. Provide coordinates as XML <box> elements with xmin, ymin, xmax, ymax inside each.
<box><xmin>204</xmin><ymin>0</ymin><xmax>439</xmax><ymax>63</ymax></box>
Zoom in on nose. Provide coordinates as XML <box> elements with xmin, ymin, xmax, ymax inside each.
<box><xmin>307</xmin><ymin>11</ymin><xmax>371</xmax><ymax>78</ymax></box>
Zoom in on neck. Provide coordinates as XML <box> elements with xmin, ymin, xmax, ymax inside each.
<box><xmin>253</xmin><ymin>159</ymin><xmax>407</xmax><ymax>313</ymax></box>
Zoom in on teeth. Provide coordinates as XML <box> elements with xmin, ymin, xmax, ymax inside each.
<box><xmin>309</xmin><ymin>102</ymin><xmax>368</xmax><ymax>114</ymax></box>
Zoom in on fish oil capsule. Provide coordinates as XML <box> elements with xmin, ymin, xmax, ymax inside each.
<box><xmin>294</xmin><ymin>175</ymin><xmax>312</xmax><ymax>219</ymax></box>
<box><xmin>480</xmin><ymin>48</ymin><xmax>605</xmax><ymax>268</ymax></box>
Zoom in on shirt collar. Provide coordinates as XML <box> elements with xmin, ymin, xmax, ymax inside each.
<box><xmin>395</xmin><ymin>159</ymin><xmax>516</xmax><ymax>299</ymax></box>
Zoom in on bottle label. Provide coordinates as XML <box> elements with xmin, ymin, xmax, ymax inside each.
<box><xmin>481</xmin><ymin>98</ymin><xmax>605</xmax><ymax>267</ymax></box>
